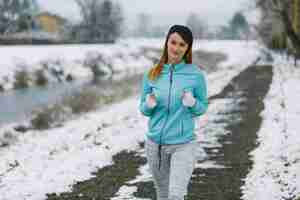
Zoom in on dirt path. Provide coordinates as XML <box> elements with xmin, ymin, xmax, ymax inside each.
<box><xmin>46</xmin><ymin>63</ymin><xmax>272</xmax><ymax>200</ymax></box>
<box><xmin>186</xmin><ymin>64</ymin><xmax>273</xmax><ymax>200</ymax></box>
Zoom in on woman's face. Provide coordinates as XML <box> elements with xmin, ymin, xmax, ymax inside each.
<box><xmin>167</xmin><ymin>32</ymin><xmax>189</xmax><ymax>63</ymax></box>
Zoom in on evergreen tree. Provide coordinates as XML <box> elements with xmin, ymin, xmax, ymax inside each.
<box><xmin>0</xmin><ymin>0</ymin><xmax>39</xmax><ymax>33</ymax></box>
<box><xmin>229</xmin><ymin>11</ymin><xmax>249</xmax><ymax>39</ymax></box>
<box><xmin>186</xmin><ymin>13</ymin><xmax>207</xmax><ymax>39</ymax></box>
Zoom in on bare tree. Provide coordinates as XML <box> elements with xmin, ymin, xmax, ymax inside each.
<box><xmin>186</xmin><ymin>13</ymin><xmax>207</xmax><ymax>39</ymax></box>
<box><xmin>74</xmin><ymin>0</ymin><xmax>123</xmax><ymax>43</ymax></box>
<box><xmin>135</xmin><ymin>13</ymin><xmax>152</xmax><ymax>37</ymax></box>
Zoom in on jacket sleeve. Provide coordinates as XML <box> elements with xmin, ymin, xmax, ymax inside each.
<box><xmin>139</xmin><ymin>71</ymin><xmax>155</xmax><ymax>117</ymax></box>
<box><xmin>187</xmin><ymin>71</ymin><xmax>208</xmax><ymax>117</ymax></box>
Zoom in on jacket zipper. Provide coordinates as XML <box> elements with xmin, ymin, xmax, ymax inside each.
<box><xmin>181</xmin><ymin>119</ymin><xmax>184</xmax><ymax>136</ymax></box>
<box><xmin>158</xmin><ymin>64</ymin><xmax>174</xmax><ymax>170</ymax></box>
<box><xmin>159</xmin><ymin>64</ymin><xmax>174</xmax><ymax>144</ymax></box>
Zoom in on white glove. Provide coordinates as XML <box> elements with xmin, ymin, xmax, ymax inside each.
<box><xmin>199</xmin><ymin>114</ymin><xmax>209</xmax><ymax>126</ymax></box>
<box><xmin>146</xmin><ymin>93</ymin><xmax>157</xmax><ymax>108</ymax></box>
<box><xmin>182</xmin><ymin>91</ymin><xmax>196</xmax><ymax>107</ymax></box>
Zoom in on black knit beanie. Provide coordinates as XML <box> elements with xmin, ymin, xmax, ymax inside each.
<box><xmin>167</xmin><ymin>24</ymin><xmax>193</xmax><ymax>46</ymax></box>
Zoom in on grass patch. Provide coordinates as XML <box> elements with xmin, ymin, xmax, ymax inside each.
<box><xmin>30</xmin><ymin>74</ymin><xmax>142</xmax><ymax>130</ymax></box>
<box><xmin>31</xmin><ymin>104</ymin><xmax>72</xmax><ymax>130</ymax></box>
<box><xmin>63</xmin><ymin>88</ymin><xmax>102</xmax><ymax>114</ymax></box>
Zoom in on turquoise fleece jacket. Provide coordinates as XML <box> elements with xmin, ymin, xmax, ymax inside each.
<box><xmin>139</xmin><ymin>60</ymin><xmax>208</xmax><ymax>144</ymax></box>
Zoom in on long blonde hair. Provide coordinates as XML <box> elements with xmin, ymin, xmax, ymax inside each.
<box><xmin>148</xmin><ymin>32</ymin><xmax>193</xmax><ymax>80</ymax></box>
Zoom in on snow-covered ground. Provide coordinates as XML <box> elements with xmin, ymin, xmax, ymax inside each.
<box><xmin>0</xmin><ymin>42</ymin><xmax>154</xmax><ymax>91</ymax></box>
<box><xmin>241</xmin><ymin>54</ymin><xmax>300</xmax><ymax>200</ymax></box>
<box><xmin>0</xmin><ymin>39</ymin><xmax>299</xmax><ymax>200</ymax></box>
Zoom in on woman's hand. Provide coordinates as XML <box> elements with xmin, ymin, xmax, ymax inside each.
<box><xmin>199</xmin><ymin>114</ymin><xmax>209</xmax><ymax>127</ymax></box>
<box><xmin>182</xmin><ymin>91</ymin><xmax>196</xmax><ymax>107</ymax></box>
<box><xmin>146</xmin><ymin>93</ymin><xmax>157</xmax><ymax>108</ymax></box>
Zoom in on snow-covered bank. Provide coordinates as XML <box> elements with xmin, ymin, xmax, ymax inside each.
<box><xmin>242</xmin><ymin>55</ymin><xmax>300</xmax><ymax>200</ymax></box>
<box><xmin>0</xmin><ymin>40</ymin><xmax>262</xmax><ymax>200</ymax></box>
<box><xmin>0</xmin><ymin>42</ymin><xmax>154</xmax><ymax>91</ymax></box>
<box><xmin>0</xmin><ymin>96</ymin><xmax>147</xmax><ymax>200</ymax></box>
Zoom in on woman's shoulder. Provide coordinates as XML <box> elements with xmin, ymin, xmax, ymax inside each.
<box><xmin>143</xmin><ymin>66</ymin><xmax>157</xmax><ymax>83</ymax></box>
<box><xmin>185</xmin><ymin>63</ymin><xmax>206</xmax><ymax>77</ymax></box>
<box><xmin>143</xmin><ymin>67</ymin><xmax>154</xmax><ymax>78</ymax></box>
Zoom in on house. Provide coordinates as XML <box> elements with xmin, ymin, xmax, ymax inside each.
<box><xmin>34</xmin><ymin>12</ymin><xmax>67</xmax><ymax>34</ymax></box>
<box><xmin>0</xmin><ymin>11</ymin><xmax>69</xmax><ymax>44</ymax></box>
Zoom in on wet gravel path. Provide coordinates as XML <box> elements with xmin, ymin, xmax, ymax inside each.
<box><xmin>45</xmin><ymin>61</ymin><xmax>273</xmax><ymax>200</ymax></box>
<box><xmin>186</xmin><ymin>64</ymin><xmax>273</xmax><ymax>200</ymax></box>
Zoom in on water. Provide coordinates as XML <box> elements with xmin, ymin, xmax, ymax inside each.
<box><xmin>0</xmin><ymin>78</ymin><xmax>90</xmax><ymax>126</ymax></box>
<box><xmin>0</xmin><ymin>72</ymin><xmax>141</xmax><ymax>126</ymax></box>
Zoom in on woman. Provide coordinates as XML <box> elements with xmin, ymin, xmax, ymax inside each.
<box><xmin>139</xmin><ymin>24</ymin><xmax>208</xmax><ymax>200</ymax></box>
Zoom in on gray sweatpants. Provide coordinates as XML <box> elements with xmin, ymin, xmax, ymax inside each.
<box><xmin>145</xmin><ymin>138</ymin><xmax>198</xmax><ymax>200</ymax></box>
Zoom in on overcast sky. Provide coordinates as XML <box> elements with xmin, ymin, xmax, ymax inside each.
<box><xmin>37</xmin><ymin>0</ymin><xmax>258</xmax><ymax>28</ymax></box>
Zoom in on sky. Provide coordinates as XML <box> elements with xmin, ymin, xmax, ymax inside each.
<box><xmin>37</xmin><ymin>0</ymin><xmax>259</xmax><ymax>29</ymax></box>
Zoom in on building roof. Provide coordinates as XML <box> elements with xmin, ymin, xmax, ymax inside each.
<box><xmin>34</xmin><ymin>12</ymin><xmax>67</xmax><ymax>24</ymax></box>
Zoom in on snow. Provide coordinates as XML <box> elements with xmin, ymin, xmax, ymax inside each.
<box><xmin>0</xmin><ymin>96</ymin><xmax>149</xmax><ymax>198</ymax></box>
<box><xmin>0</xmin><ymin>39</ymin><xmax>299</xmax><ymax>200</ymax></box>
<box><xmin>241</xmin><ymin>54</ymin><xmax>300</xmax><ymax>200</ymax></box>
<box><xmin>0</xmin><ymin>42</ymin><xmax>154</xmax><ymax>91</ymax></box>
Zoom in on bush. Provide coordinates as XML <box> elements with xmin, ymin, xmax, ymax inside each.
<box><xmin>41</xmin><ymin>59</ymin><xmax>64</xmax><ymax>82</ymax></box>
<box><xmin>31</xmin><ymin>104</ymin><xmax>72</xmax><ymax>130</ymax></box>
<box><xmin>101</xmin><ymin>94</ymin><xmax>114</xmax><ymax>104</ymax></box>
<box><xmin>66</xmin><ymin>74</ymin><xmax>73</xmax><ymax>82</ymax></box>
<box><xmin>64</xmin><ymin>88</ymin><xmax>101</xmax><ymax>114</ymax></box>
<box><xmin>30</xmin><ymin>74</ymin><xmax>142</xmax><ymax>130</ymax></box>
<box><xmin>0</xmin><ymin>130</ymin><xmax>18</xmax><ymax>147</ymax></box>
<box><xmin>84</xmin><ymin>52</ymin><xmax>112</xmax><ymax>81</ymax></box>
<box><xmin>0</xmin><ymin>84</ymin><xmax>4</xmax><ymax>92</ymax></box>
<box><xmin>14</xmin><ymin>69</ymin><xmax>30</xmax><ymax>89</ymax></box>
<box><xmin>31</xmin><ymin>110</ymin><xmax>52</xmax><ymax>130</ymax></box>
<box><xmin>30</xmin><ymin>87</ymin><xmax>101</xmax><ymax>130</ymax></box>
<box><xmin>35</xmin><ymin>69</ymin><xmax>48</xmax><ymax>86</ymax></box>
<box><xmin>118</xmin><ymin>84</ymin><xmax>133</xmax><ymax>99</ymax></box>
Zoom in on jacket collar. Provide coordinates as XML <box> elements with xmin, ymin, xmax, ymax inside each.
<box><xmin>163</xmin><ymin>60</ymin><xmax>186</xmax><ymax>71</ymax></box>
